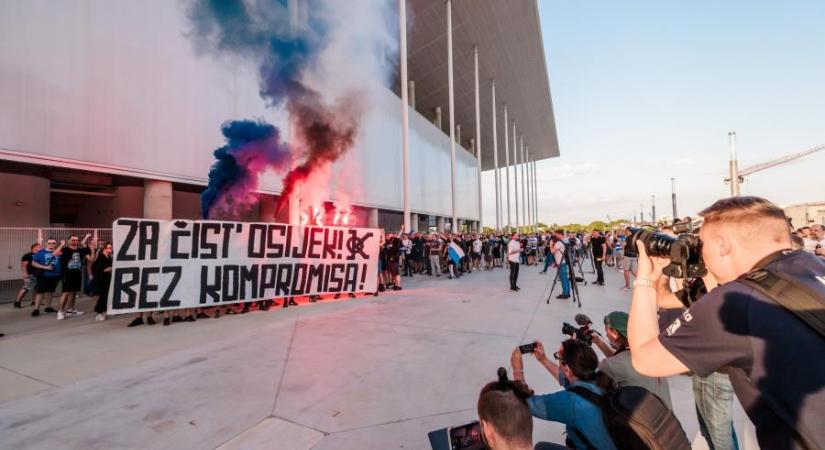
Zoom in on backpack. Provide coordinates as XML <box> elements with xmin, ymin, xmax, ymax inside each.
<box><xmin>738</xmin><ymin>250</ymin><xmax>825</xmax><ymax>339</ymax></box>
<box><xmin>734</xmin><ymin>249</ymin><xmax>825</xmax><ymax>450</ymax></box>
<box><xmin>568</xmin><ymin>385</ymin><xmax>691</xmax><ymax>450</ymax></box>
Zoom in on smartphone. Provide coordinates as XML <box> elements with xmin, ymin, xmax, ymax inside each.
<box><xmin>519</xmin><ymin>342</ymin><xmax>536</xmax><ymax>354</ymax></box>
<box><xmin>448</xmin><ymin>421</ymin><xmax>484</xmax><ymax>450</ymax></box>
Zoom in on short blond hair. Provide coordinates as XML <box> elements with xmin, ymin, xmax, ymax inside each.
<box><xmin>699</xmin><ymin>196</ymin><xmax>791</xmax><ymax>244</ymax></box>
<box><xmin>699</xmin><ymin>196</ymin><xmax>787</xmax><ymax>225</ymax></box>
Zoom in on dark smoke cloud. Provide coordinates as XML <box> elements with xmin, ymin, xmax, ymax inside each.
<box><xmin>201</xmin><ymin>120</ymin><xmax>289</xmax><ymax>219</ymax></box>
<box><xmin>189</xmin><ymin>0</ymin><xmax>366</xmax><ymax>219</ymax></box>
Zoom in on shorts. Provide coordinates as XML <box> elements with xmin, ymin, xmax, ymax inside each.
<box><xmin>471</xmin><ymin>251</ymin><xmax>481</xmax><ymax>260</ymax></box>
<box><xmin>36</xmin><ymin>276</ymin><xmax>60</xmax><ymax>294</ymax></box>
<box><xmin>387</xmin><ymin>261</ymin><xmax>400</xmax><ymax>277</ymax></box>
<box><xmin>21</xmin><ymin>275</ymin><xmax>36</xmax><ymax>291</ymax></box>
<box><xmin>622</xmin><ymin>256</ymin><xmax>638</xmax><ymax>273</ymax></box>
<box><xmin>62</xmin><ymin>271</ymin><xmax>83</xmax><ymax>292</ymax></box>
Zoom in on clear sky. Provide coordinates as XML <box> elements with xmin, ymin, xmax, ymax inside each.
<box><xmin>482</xmin><ymin>0</ymin><xmax>825</xmax><ymax>226</ymax></box>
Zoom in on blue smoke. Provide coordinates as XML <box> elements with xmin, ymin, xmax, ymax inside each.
<box><xmin>200</xmin><ymin>120</ymin><xmax>289</xmax><ymax>219</ymax></box>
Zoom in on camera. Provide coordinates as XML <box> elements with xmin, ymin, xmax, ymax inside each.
<box><xmin>562</xmin><ymin>314</ymin><xmax>595</xmax><ymax>345</ymax></box>
<box><xmin>626</xmin><ymin>227</ymin><xmax>707</xmax><ymax>279</ymax></box>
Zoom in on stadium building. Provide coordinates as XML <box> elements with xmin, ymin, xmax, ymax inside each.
<box><xmin>0</xmin><ymin>0</ymin><xmax>558</xmax><ymax>292</ymax></box>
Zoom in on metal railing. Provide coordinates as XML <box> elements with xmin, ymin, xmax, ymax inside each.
<box><xmin>0</xmin><ymin>228</ymin><xmax>112</xmax><ymax>303</ymax></box>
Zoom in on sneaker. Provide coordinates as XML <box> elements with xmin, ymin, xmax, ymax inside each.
<box><xmin>172</xmin><ymin>315</ymin><xmax>184</xmax><ymax>323</ymax></box>
<box><xmin>95</xmin><ymin>314</ymin><xmax>106</xmax><ymax>321</ymax></box>
<box><xmin>622</xmin><ymin>286</ymin><xmax>632</xmax><ymax>291</ymax></box>
<box><xmin>44</xmin><ymin>307</ymin><xmax>57</xmax><ymax>313</ymax></box>
<box><xmin>185</xmin><ymin>316</ymin><xmax>195</xmax><ymax>322</ymax></box>
<box><xmin>147</xmin><ymin>316</ymin><xmax>156</xmax><ymax>326</ymax></box>
<box><xmin>556</xmin><ymin>294</ymin><xmax>570</xmax><ymax>299</ymax></box>
<box><xmin>31</xmin><ymin>309</ymin><xmax>40</xmax><ymax>317</ymax></box>
<box><xmin>163</xmin><ymin>317</ymin><xmax>171</xmax><ymax>326</ymax></box>
<box><xmin>67</xmin><ymin>309</ymin><xmax>84</xmax><ymax>316</ymax></box>
<box><xmin>57</xmin><ymin>311</ymin><xmax>66</xmax><ymax>320</ymax></box>
<box><xmin>196</xmin><ymin>312</ymin><xmax>209</xmax><ymax>319</ymax></box>
<box><xmin>392</xmin><ymin>286</ymin><xmax>402</xmax><ymax>291</ymax></box>
<box><xmin>128</xmin><ymin>317</ymin><xmax>144</xmax><ymax>327</ymax></box>
<box><xmin>288</xmin><ymin>299</ymin><xmax>298</xmax><ymax>306</ymax></box>
<box><xmin>514</xmin><ymin>287</ymin><xmax>521</xmax><ymax>291</ymax></box>
<box><xmin>13</xmin><ymin>301</ymin><xmax>21</xmax><ymax>309</ymax></box>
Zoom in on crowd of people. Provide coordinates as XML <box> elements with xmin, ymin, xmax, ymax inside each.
<box><xmin>472</xmin><ymin>197</ymin><xmax>825</xmax><ymax>450</ymax></box>
<box><xmin>8</xmin><ymin>198</ymin><xmax>825</xmax><ymax>449</ymax></box>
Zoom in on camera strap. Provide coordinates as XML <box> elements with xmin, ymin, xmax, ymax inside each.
<box><xmin>738</xmin><ymin>250</ymin><xmax>825</xmax><ymax>339</ymax></box>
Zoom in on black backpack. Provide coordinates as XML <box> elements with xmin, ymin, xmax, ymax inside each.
<box><xmin>568</xmin><ymin>385</ymin><xmax>691</xmax><ymax>450</ymax></box>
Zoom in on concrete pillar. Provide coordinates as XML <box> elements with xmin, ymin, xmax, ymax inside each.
<box><xmin>491</xmin><ymin>80</ymin><xmax>500</xmax><ymax>231</ymax></box>
<box><xmin>456</xmin><ymin>124</ymin><xmax>461</xmax><ymax>147</ymax></box>
<box><xmin>408</xmin><ymin>80</ymin><xmax>415</xmax><ymax>108</ymax></box>
<box><xmin>399</xmin><ymin>0</ymin><xmax>411</xmax><ymax>233</ymax></box>
<box><xmin>367</xmin><ymin>207</ymin><xmax>379</xmax><ymax>229</ymax></box>
<box><xmin>433</xmin><ymin>107</ymin><xmax>442</xmax><ymax>129</ymax></box>
<box><xmin>437</xmin><ymin>216</ymin><xmax>445</xmax><ymax>232</ymax></box>
<box><xmin>503</xmin><ymin>105</ymin><xmax>511</xmax><ymax>230</ymax></box>
<box><xmin>143</xmin><ymin>180</ymin><xmax>172</xmax><ymax>220</ymax></box>
<box><xmin>411</xmin><ymin>212</ymin><xmax>419</xmax><ymax>233</ymax></box>
<box><xmin>457</xmin><ymin>219</ymin><xmax>463</xmax><ymax>232</ymax></box>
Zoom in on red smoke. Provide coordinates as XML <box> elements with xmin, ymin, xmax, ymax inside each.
<box><xmin>275</xmin><ymin>91</ymin><xmax>362</xmax><ymax>221</ymax></box>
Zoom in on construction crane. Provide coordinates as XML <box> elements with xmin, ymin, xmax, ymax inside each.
<box><xmin>726</xmin><ymin>133</ymin><xmax>825</xmax><ymax>196</ymax></box>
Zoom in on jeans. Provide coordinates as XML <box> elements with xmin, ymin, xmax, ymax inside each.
<box><xmin>692</xmin><ymin>373</ymin><xmax>739</xmax><ymax>450</ymax></box>
<box><xmin>542</xmin><ymin>256</ymin><xmax>554</xmax><ymax>272</ymax></box>
<box><xmin>558</xmin><ymin>261</ymin><xmax>570</xmax><ymax>296</ymax></box>
<box><xmin>509</xmin><ymin>262</ymin><xmax>520</xmax><ymax>289</ymax></box>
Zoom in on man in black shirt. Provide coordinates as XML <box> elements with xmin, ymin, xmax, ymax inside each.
<box><xmin>628</xmin><ymin>196</ymin><xmax>825</xmax><ymax>450</ymax></box>
<box><xmin>590</xmin><ymin>230</ymin><xmax>607</xmax><ymax>285</ymax></box>
<box><xmin>15</xmin><ymin>243</ymin><xmax>41</xmax><ymax>308</ymax></box>
<box><xmin>57</xmin><ymin>234</ymin><xmax>90</xmax><ymax>319</ymax></box>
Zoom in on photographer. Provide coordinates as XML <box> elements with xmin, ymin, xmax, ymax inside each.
<box><xmin>511</xmin><ymin>339</ymin><xmax>617</xmax><ymax>450</ymax></box>
<box><xmin>476</xmin><ymin>369</ymin><xmax>536</xmax><ymax>450</ymax></box>
<box><xmin>590</xmin><ymin>311</ymin><xmax>672</xmax><ymax>409</ymax></box>
<box><xmin>628</xmin><ymin>196</ymin><xmax>825</xmax><ymax>449</ymax></box>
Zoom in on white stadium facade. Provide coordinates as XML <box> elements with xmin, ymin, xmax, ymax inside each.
<box><xmin>0</xmin><ymin>0</ymin><xmax>558</xmax><ymax>234</ymax></box>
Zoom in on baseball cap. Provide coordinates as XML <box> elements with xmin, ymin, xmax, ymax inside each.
<box><xmin>604</xmin><ymin>311</ymin><xmax>629</xmax><ymax>338</ymax></box>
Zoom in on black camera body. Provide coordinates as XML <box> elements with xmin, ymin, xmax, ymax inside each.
<box><xmin>562</xmin><ymin>314</ymin><xmax>595</xmax><ymax>345</ymax></box>
<box><xmin>626</xmin><ymin>227</ymin><xmax>707</xmax><ymax>279</ymax></box>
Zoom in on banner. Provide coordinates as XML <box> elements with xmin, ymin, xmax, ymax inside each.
<box><xmin>107</xmin><ymin>219</ymin><xmax>379</xmax><ymax>315</ymax></box>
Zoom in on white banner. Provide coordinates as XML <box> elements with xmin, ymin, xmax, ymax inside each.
<box><xmin>107</xmin><ymin>219</ymin><xmax>379</xmax><ymax>315</ymax></box>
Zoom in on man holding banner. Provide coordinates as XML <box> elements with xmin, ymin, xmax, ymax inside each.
<box><xmin>107</xmin><ymin>219</ymin><xmax>380</xmax><ymax>316</ymax></box>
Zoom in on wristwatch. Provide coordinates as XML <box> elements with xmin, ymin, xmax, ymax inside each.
<box><xmin>633</xmin><ymin>278</ymin><xmax>654</xmax><ymax>288</ymax></box>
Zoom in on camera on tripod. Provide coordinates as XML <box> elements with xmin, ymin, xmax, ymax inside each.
<box><xmin>561</xmin><ymin>314</ymin><xmax>595</xmax><ymax>345</ymax></box>
<box><xmin>626</xmin><ymin>227</ymin><xmax>707</xmax><ymax>279</ymax></box>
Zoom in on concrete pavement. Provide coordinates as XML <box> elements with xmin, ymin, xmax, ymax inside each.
<box><xmin>0</xmin><ymin>259</ymin><xmax>756</xmax><ymax>449</ymax></box>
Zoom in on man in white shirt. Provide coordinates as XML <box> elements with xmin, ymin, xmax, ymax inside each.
<box><xmin>508</xmin><ymin>233</ymin><xmax>522</xmax><ymax>291</ymax></box>
<box><xmin>803</xmin><ymin>224</ymin><xmax>825</xmax><ymax>257</ymax></box>
<box><xmin>472</xmin><ymin>235</ymin><xmax>483</xmax><ymax>270</ymax></box>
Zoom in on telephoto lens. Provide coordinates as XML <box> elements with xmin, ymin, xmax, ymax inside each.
<box><xmin>626</xmin><ymin>227</ymin><xmax>677</xmax><ymax>258</ymax></box>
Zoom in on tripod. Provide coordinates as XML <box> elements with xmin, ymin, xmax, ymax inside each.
<box><xmin>546</xmin><ymin>246</ymin><xmax>582</xmax><ymax>308</ymax></box>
